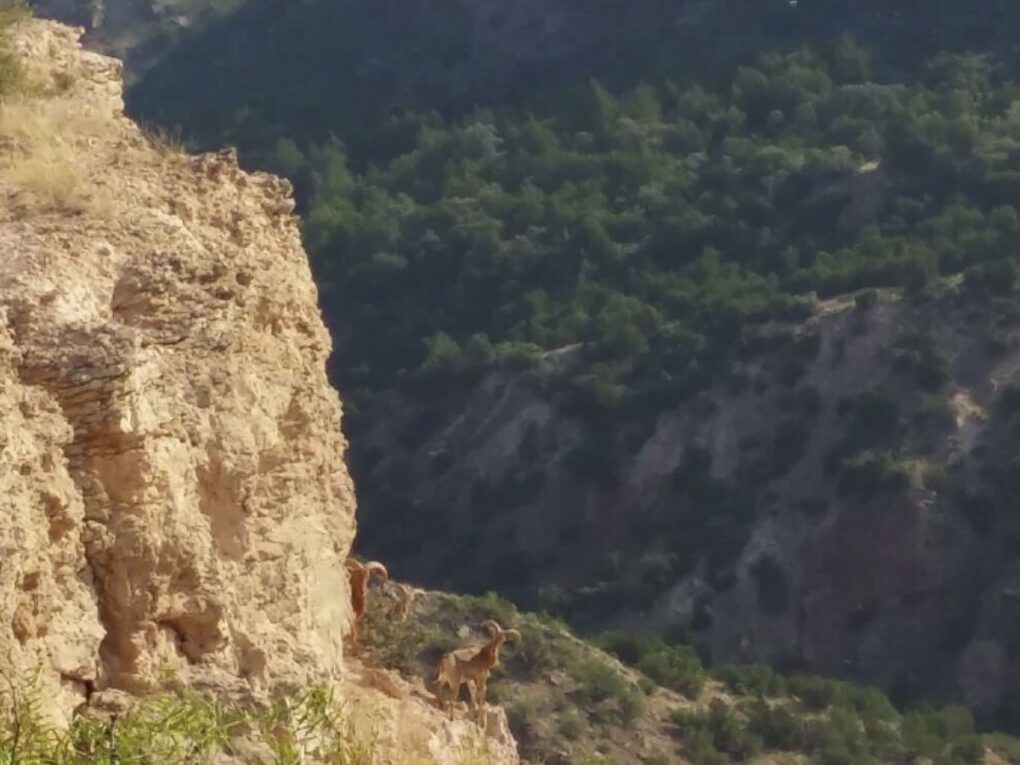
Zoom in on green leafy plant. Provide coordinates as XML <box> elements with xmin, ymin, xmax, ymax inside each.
<box><xmin>0</xmin><ymin>0</ymin><xmax>26</xmax><ymax>99</ymax></box>
<box><xmin>0</xmin><ymin>670</ymin><xmax>376</xmax><ymax>765</ymax></box>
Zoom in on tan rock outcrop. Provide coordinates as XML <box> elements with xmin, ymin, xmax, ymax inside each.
<box><xmin>344</xmin><ymin>660</ymin><xmax>519</xmax><ymax>765</ymax></box>
<box><xmin>0</xmin><ymin>20</ymin><xmax>519</xmax><ymax>763</ymax></box>
<box><xmin>1</xmin><ymin>19</ymin><xmax>356</xmax><ymax>717</ymax></box>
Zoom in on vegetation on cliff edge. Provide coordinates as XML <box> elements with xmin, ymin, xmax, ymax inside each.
<box><xmin>362</xmin><ymin>589</ymin><xmax>1020</xmax><ymax>765</ymax></box>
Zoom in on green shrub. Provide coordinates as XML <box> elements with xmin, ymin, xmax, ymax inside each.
<box><xmin>950</xmin><ymin>734</ymin><xmax>985</xmax><ymax>763</ymax></box>
<box><xmin>674</xmin><ymin>700</ymin><xmax>762</xmax><ymax>762</ymax></box>
<box><xmin>0</xmin><ymin>0</ymin><xmax>26</xmax><ymax>99</ymax></box>
<box><xmin>596</xmin><ymin>631</ymin><xmax>658</xmax><ymax>666</ymax></box>
<box><xmin>714</xmin><ymin>663</ymin><xmax>787</xmax><ymax>697</ymax></box>
<box><xmin>418</xmin><ymin>331</ymin><xmax>467</xmax><ymax>377</ymax></box>
<box><xmin>985</xmin><ymin>732</ymin><xmax>1020</xmax><ymax>761</ymax></box>
<box><xmin>557</xmin><ymin>708</ymin><xmax>586</xmax><ymax>740</ymax></box>
<box><xmin>667</xmin><ymin>667</ymin><xmax>1000</xmax><ymax>765</ymax></box>
<box><xmin>567</xmin><ymin>657</ymin><xmax>644</xmax><ymax>724</ymax></box>
<box><xmin>889</xmin><ymin>334</ymin><xmax>951</xmax><ymax>391</ymax></box>
<box><xmin>506</xmin><ymin>698</ymin><xmax>540</xmax><ymax>740</ymax></box>
<box><xmin>596</xmin><ymin>631</ymin><xmax>705</xmax><ymax>698</ymax></box>
<box><xmin>570</xmin><ymin>658</ymin><xmax>628</xmax><ymax>704</ymax></box>
<box><xmin>637</xmin><ymin>675</ymin><xmax>656</xmax><ymax>695</ymax></box>
<box><xmin>636</xmin><ymin>643</ymin><xmax>706</xmax><ymax>699</ymax></box>
<box><xmin>855</xmin><ymin>289</ymin><xmax>879</xmax><ymax>310</ymax></box>
<box><xmin>842</xmin><ymin>685</ymin><xmax>898</xmax><ymax>722</ymax></box>
<box><xmin>0</xmin><ymin>677</ymin><xmax>375</xmax><ymax>765</ymax></box>
<box><xmin>682</xmin><ymin>726</ymin><xmax>732</xmax><ymax>765</ymax></box>
<box><xmin>706</xmin><ymin>700</ymin><xmax>747</xmax><ymax>756</ymax></box>
<box><xmin>456</xmin><ymin>592</ymin><xmax>519</xmax><ymax>627</ymax></box>
<box><xmin>902</xmin><ymin>708</ymin><xmax>953</xmax><ymax>760</ymax></box>
<box><xmin>837</xmin><ymin>450</ymin><xmax>913</xmax><ymax>500</ymax></box>
<box><xmin>362</xmin><ymin>603</ymin><xmax>432</xmax><ymax>678</ymax></box>
<box><xmin>788</xmin><ymin>675</ymin><xmax>841</xmax><ymax>710</ymax></box>
<box><xmin>747</xmin><ymin>700</ymin><xmax>806</xmax><ymax>751</ymax></box>
<box><xmin>513</xmin><ymin>623</ymin><xmax>559</xmax><ymax>677</ymax></box>
<box><xmin>616</xmin><ymin>685</ymin><xmax>645</xmax><ymax>724</ymax></box>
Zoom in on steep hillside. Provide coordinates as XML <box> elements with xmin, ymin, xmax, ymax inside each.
<box><xmin>0</xmin><ymin>17</ymin><xmax>516</xmax><ymax>763</ymax></box>
<box><xmin>360</xmin><ymin>585</ymin><xmax>1020</xmax><ymax>765</ymax></box>
<box><xmin>126</xmin><ymin>0</ymin><xmax>1020</xmax><ymax>160</ymax></box>
<box><xmin>79</xmin><ymin>0</ymin><xmax>1020</xmax><ymax>733</ymax></box>
<box><xmin>301</xmin><ymin>35</ymin><xmax>1020</xmax><ymax>727</ymax></box>
<box><xmin>355</xmin><ymin>284</ymin><xmax>1020</xmax><ymax>727</ymax></box>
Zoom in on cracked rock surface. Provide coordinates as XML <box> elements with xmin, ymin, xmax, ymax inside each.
<box><xmin>0</xmin><ymin>23</ymin><xmax>520</xmax><ymax>763</ymax></box>
<box><xmin>0</xmin><ymin>20</ymin><xmax>356</xmax><ymax>721</ymax></box>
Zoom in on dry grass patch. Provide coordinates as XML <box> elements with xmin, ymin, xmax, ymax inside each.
<box><xmin>139</xmin><ymin>122</ymin><xmax>188</xmax><ymax>160</ymax></box>
<box><xmin>0</xmin><ymin>1</ymin><xmax>27</xmax><ymax>99</ymax></box>
<box><xmin>0</xmin><ymin>96</ymin><xmax>114</xmax><ymax>214</ymax></box>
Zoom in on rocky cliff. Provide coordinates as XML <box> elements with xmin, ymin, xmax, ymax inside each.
<box><xmin>1</xmin><ymin>14</ymin><xmax>355</xmax><ymax>716</ymax></box>
<box><xmin>0</xmin><ymin>20</ymin><xmax>517</xmax><ymax>763</ymax></box>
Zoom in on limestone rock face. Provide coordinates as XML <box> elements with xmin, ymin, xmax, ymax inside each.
<box><xmin>343</xmin><ymin>660</ymin><xmax>520</xmax><ymax>765</ymax></box>
<box><xmin>1</xmin><ymin>19</ymin><xmax>355</xmax><ymax>718</ymax></box>
<box><xmin>0</xmin><ymin>22</ymin><xmax>520</xmax><ymax>764</ymax></box>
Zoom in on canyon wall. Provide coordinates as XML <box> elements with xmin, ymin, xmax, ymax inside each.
<box><xmin>0</xmin><ymin>17</ymin><xmax>355</xmax><ymax>719</ymax></box>
<box><xmin>0</xmin><ymin>24</ymin><xmax>519</xmax><ymax>762</ymax></box>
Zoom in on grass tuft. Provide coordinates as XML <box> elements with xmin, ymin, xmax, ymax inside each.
<box><xmin>0</xmin><ymin>97</ymin><xmax>112</xmax><ymax>214</ymax></box>
<box><xmin>0</xmin><ymin>669</ymin><xmax>377</xmax><ymax>764</ymax></box>
<box><xmin>0</xmin><ymin>0</ymin><xmax>27</xmax><ymax>100</ymax></box>
<box><xmin>139</xmin><ymin>121</ymin><xmax>189</xmax><ymax>159</ymax></box>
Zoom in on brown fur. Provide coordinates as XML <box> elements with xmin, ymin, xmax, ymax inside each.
<box><xmin>344</xmin><ymin>558</ymin><xmax>388</xmax><ymax>654</ymax></box>
<box><xmin>434</xmin><ymin>620</ymin><xmax>521</xmax><ymax>719</ymax></box>
<box><xmin>387</xmin><ymin>583</ymin><xmax>425</xmax><ymax>622</ymax></box>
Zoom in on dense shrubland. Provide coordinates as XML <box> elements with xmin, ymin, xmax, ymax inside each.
<box><xmin>131</xmin><ymin>0</ymin><xmax>1020</xmax><ymax>162</ymax></box>
<box><xmin>126</xmin><ymin>0</ymin><xmax>1020</xmax><ymax>596</ymax></box>
<box><xmin>314</xmin><ymin>41</ymin><xmax>1020</xmax><ymax>610</ymax></box>
<box><xmin>678</xmin><ymin>663</ymin><xmax>995</xmax><ymax>765</ymax></box>
<box><xmin>128</xmin><ymin>2</ymin><xmax>1020</xmax><ymax>430</ymax></box>
<box><xmin>282</xmin><ymin>40</ymin><xmax>1020</xmax><ymax>445</ymax></box>
<box><xmin>0</xmin><ymin>0</ymin><xmax>26</xmax><ymax>95</ymax></box>
<box><xmin>121</xmin><ymin>0</ymin><xmax>1020</xmax><ymax>735</ymax></box>
<box><xmin>299</xmin><ymin>38</ymin><xmax>1020</xmax><ymax>726</ymax></box>
<box><xmin>360</xmin><ymin>590</ymin><xmax>1020</xmax><ymax>765</ymax></box>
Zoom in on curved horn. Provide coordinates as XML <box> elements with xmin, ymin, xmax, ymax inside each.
<box><xmin>501</xmin><ymin>629</ymin><xmax>522</xmax><ymax>643</ymax></box>
<box><xmin>480</xmin><ymin>619</ymin><xmax>503</xmax><ymax>636</ymax></box>
<box><xmin>344</xmin><ymin>558</ymin><xmax>365</xmax><ymax>573</ymax></box>
<box><xmin>365</xmin><ymin>561</ymin><xmax>389</xmax><ymax>581</ymax></box>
